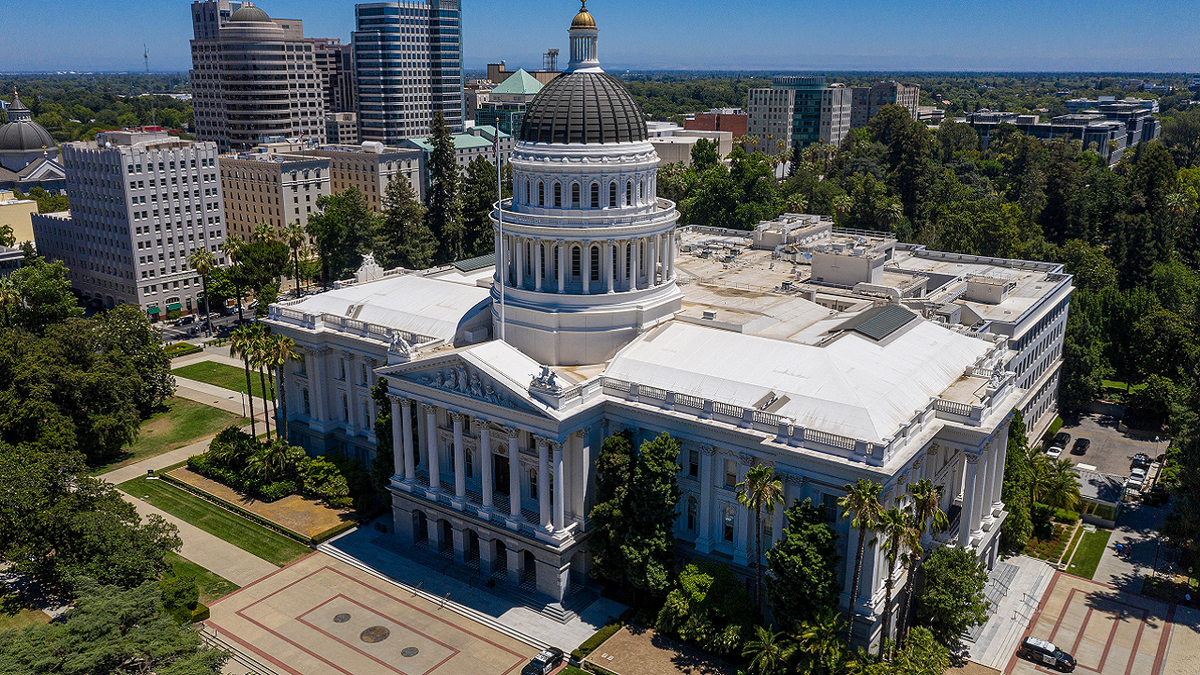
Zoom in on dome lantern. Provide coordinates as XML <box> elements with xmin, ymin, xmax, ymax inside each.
<box><xmin>567</xmin><ymin>0</ymin><xmax>600</xmax><ymax>73</ymax></box>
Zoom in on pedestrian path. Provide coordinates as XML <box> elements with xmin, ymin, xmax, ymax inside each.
<box><xmin>965</xmin><ymin>555</ymin><xmax>1056</xmax><ymax>670</ymax></box>
<box><xmin>174</xmin><ymin>375</ymin><xmax>275</xmax><ymax>425</ymax></box>
<box><xmin>99</xmin><ymin>435</ymin><xmax>217</xmax><ymax>485</ymax></box>
<box><xmin>1093</xmin><ymin>502</ymin><xmax>1168</xmax><ymax>593</ymax></box>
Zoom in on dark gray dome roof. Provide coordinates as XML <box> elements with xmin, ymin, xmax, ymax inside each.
<box><xmin>0</xmin><ymin>98</ymin><xmax>55</xmax><ymax>152</ymax></box>
<box><xmin>518</xmin><ymin>71</ymin><xmax>647</xmax><ymax>145</ymax></box>
<box><xmin>229</xmin><ymin>4</ymin><xmax>272</xmax><ymax>22</ymax></box>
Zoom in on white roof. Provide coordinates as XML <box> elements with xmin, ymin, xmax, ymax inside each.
<box><xmin>286</xmin><ymin>275</ymin><xmax>490</xmax><ymax>343</ymax></box>
<box><xmin>604</xmin><ymin>319</ymin><xmax>992</xmax><ymax>444</ymax></box>
<box><xmin>460</xmin><ymin>339</ymin><xmax>544</xmax><ymax>393</ymax></box>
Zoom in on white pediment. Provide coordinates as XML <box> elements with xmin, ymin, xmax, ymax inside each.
<box><xmin>389</xmin><ymin>353</ymin><xmax>547</xmax><ymax>417</ymax></box>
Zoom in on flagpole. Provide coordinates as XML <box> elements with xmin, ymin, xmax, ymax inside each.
<box><xmin>495</xmin><ymin>130</ymin><xmax>505</xmax><ymax>342</ymax></box>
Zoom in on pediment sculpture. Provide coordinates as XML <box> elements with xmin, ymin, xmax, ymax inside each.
<box><xmin>417</xmin><ymin>361</ymin><xmax>509</xmax><ymax>407</ymax></box>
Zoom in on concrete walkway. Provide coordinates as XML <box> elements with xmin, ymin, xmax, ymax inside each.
<box><xmin>965</xmin><ymin>555</ymin><xmax>1056</xmax><ymax>670</ymax></box>
<box><xmin>1162</xmin><ymin>605</ymin><xmax>1200</xmax><ymax>675</ymax></box>
<box><xmin>1093</xmin><ymin>502</ymin><xmax>1168</xmax><ymax>593</ymax></box>
<box><xmin>174</xmin><ymin>375</ymin><xmax>276</xmax><ymax>427</ymax></box>
<box><xmin>99</xmin><ymin>435</ymin><xmax>219</xmax><ymax>485</ymax></box>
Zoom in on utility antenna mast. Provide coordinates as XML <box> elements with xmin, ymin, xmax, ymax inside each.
<box><xmin>144</xmin><ymin>44</ymin><xmax>157</xmax><ymax>127</ymax></box>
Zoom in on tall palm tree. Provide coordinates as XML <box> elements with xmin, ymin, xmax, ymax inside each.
<box><xmin>283</xmin><ymin>221</ymin><xmax>307</xmax><ymax>299</ymax></box>
<box><xmin>249</xmin><ymin>440</ymin><xmax>295</xmax><ymax>483</ymax></box>
<box><xmin>895</xmin><ymin>514</ymin><xmax>925</xmax><ymax>648</ymax></box>
<box><xmin>1027</xmin><ymin>451</ymin><xmax>1055</xmax><ymax>507</ymax></box>
<box><xmin>247</xmin><ymin>324</ymin><xmax>273</xmax><ymax>441</ymax></box>
<box><xmin>1043</xmin><ymin>458</ymin><xmax>1082</xmax><ymax>512</ymax></box>
<box><xmin>831</xmin><ymin>195</ymin><xmax>854</xmax><ymax>226</ymax></box>
<box><xmin>795</xmin><ymin>607</ymin><xmax>845</xmax><ymax>675</ymax></box>
<box><xmin>0</xmin><ymin>276</ymin><xmax>18</xmax><ymax>327</ymax></box>
<box><xmin>736</xmin><ymin>463</ymin><xmax>784</xmax><ymax>614</ymax></box>
<box><xmin>222</xmin><ymin>235</ymin><xmax>246</xmax><ymax>323</ymax></box>
<box><xmin>839</xmin><ymin>478</ymin><xmax>884</xmax><ymax>648</ymax></box>
<box><xmin>251</xmin><ymin>221</ymin><xmax>275</xmax><ymax>243</ymax></box>
<box><xmin>742</xmin><ymin>626</ymin><xmax>794</xmax><ymax>675</ymax></box>
<box><xmin>187</xmin><ymin>248</ymin><xmax>218</xmax><ymax>335</ymax></box>
<box><xmin>895</xmin><ymin>479</ymin><xmax>945</xmax><ymax>645</ymax></box>
<box><xmin>877</xmin><ymin>507</ymin><xmax>909</xmax><ymax>654</ymax></box>
<box><xmin>265</xmin><ymin>333</ymin><xmax>298</xmax><ymax>442</ymax></box>
<box><xmin>230</xmin><ymin>324</ymin><xmax>258</xmax><ymax>438</ymax></box>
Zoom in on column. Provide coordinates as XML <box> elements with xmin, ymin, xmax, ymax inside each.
<box><xmin>695</xmin><ymin>447</ymin><xmax>714</xmax><ymax>553</ymax></box>
<box><xmin>604</xmin><ymin>241</ymin><xmax>614</xmax><ymax>293</ymax></box>
<box><xmin>978</xmin><ymin>443</ymin><xmax>994</xmax><ymax>528</ymax></box>
<box><xmin>667</xmin><ymin>233</ymin><xmax>675</xmax><ymax>280</ymax></box>
<box><xmin>424</xmin><ymin>404</ymin><xmax>440</xmax><ymax>492</ymax></box>
<box><xmin>401</xmin><ymin>399</ymin><xmax>415</xmax><ymax>486</ymax></box>
<box><xmin>648</xmin><ymin>235</ymin><xmax>657</xmax><ymax>286</ymax></box>
<box><xmin>582</xmin><ymin>242</ymin><xmax>591</xmax><ymax>294</ymax></box>
<box><xmin>617</xmin><ymin>241</ymin><xmax>627</xmax><ymax>291</ymax></box>
<box><xmin>537</xmin><ymin>437</ymin><xmax>551</xmax><ymax>531</ymax></box>
<box><xmin>557</xmin><ymin>242</ymin><xmax>565</xmax><ymax>293</ymax></box>
<box><xmin>631</xmin><ymin>237</ymin><xmax>641</xmax><ymax>290</ymax></box>
<box><xmin>310</xmin><ymin>349</ymin><xmax>328</xmax><ymax>424</ymax></box>
<box><xmin>481</xmin><ymin>424</ymin><xmax>493</xmax><ymax>509</ymax></box>
<box><xmin>961</xmin><ymin>453</ymin><xmax>981</xmax><ymax>545</ymax></box>
<box><xmin>452</xmin><ymin>412</ymin><xmax>466</xmax><ymax>508</ymax></box>
<box><xmin>989</xmin><ymin>435</ymin><xmax>1007</xmax><ymax>516</ymax></box>
<box><xmin>552</xmin><ymin>441</ymin><xmax>565</xmax><ymax>533</ymax></box>
<box><xmin>660</xmin><ymin>233</ymin><xmax>669</xmax><ymax>284</ymax></box>
<box><xmin>390</xmin><ymin>399</ymin><xmax>404</xmax><ymax>482</ymax></box>
<box><xmin>508</xmin><ymin>428</ymin><xmax>521</xmax><ymax>526</ymax></box>
<box><xmin>495</xmin><ymin>229</ymin><xmax>503</xmax><ymax>285</ymax></box>
<box><xmin>515</xmin><ymin>237</ymin><xmax>524</xmax><ymax>289</ymax></box>
<box><xmin>534</xmin><ymin>241</ymin><xmax>543</xmax><ymax>292</ymax></box>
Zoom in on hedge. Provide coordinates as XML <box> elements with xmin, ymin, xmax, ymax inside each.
<box><xmin>165</xmin><ymin>343</ymin><xmax>203</xmax><ymax>358</ymax></box>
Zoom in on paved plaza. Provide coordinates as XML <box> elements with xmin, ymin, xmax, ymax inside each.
<box><xmin>206</xmin><ymin>553</ymin><xmax>538</xmax><ymax>675</ymax></box>
<box><xmin>1006</xmin><ymin>573</ymin><xmax>1175</xmax><ymax>675</ymax></box>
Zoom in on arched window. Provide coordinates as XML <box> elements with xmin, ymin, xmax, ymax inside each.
<box><xmin>590</xmin><ymin>245</ymin><xmax>600</xmax><ymax>282</ymax></box>
<box><xmin>571</xmin><ymin>182</ymin><xmax>580</xmax><ymax>207</ymax></box>
<box><xmin>571</xmin><ymin>245</ymin><xmax>581</xmax><ymax>279</ymax></box>
<box><xmin>591</xmin><ymin>182</ymin><xmax>600</xmax><ymax>208</ymax></box>
<box><xmin>554</xmin><ymin>182</ymin><xmax>562</xmax><ymax>207</ymax></box>
<box><xmin>609</xmin><ymin>181</ymin><xmax>617</xmax><ymax>207</ymax></box>
<box><xmin>538</xmin><ymin>181</ymin><xmax>545</xmax><ymax>207</ymax></box>
<box><xmin>626</xmin><ymin>180</ymin><xmax>633</xmax><ymax>206</ymax></box>
<box><xmin>525</xmin><ymin>179</ymin><xmax>531</xmax><ymax>204</ymax></box>
<box><xmin>625</xmin><ymin>243</ymin><xmax>632</xmax><ymax>279</ymax></box>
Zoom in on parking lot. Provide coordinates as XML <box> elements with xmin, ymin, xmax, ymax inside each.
<box><xmin>1055</xmin><ymin>414</ymin><xmax>1164</xmax><ymax>481</ymax></box>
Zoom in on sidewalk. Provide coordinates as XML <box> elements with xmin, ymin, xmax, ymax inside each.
<box><xmin>1162</xmin><ymin>605</ymin><xmax>1200</xmax><ymax>675</ymax></box>
<box><xmin>965</xmin><ymin>555</ymin><xmax>1056</xmax><ymax>670</ymax></box>
<box><xmin>1093</xmin><ymin>502</ymin><xmax>1168</xmax><ymax>592</ymax></box>
<box><xmin>174</xmin><ymin>375</ymin><xmax>275</xmax><ymax>426</ymax></box>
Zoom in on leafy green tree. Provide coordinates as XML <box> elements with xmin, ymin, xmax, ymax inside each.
<box><xmin>7</xmin><ymin>257</ymin><xmax>82</xmax><ymax>334</ymax></box>
<box><xmin>655</xmin><ymin>560</ymin><xmax>754</xmax><ymax>657</ymax></box>
<box><xmin>306</xmin><ymin>188</ymin><xmax>376</xmax><ymax>288</ymax></box>
<box><xmin>742</xmin><ymin>626</ymin><xmax>794</xmax><ymax>675</ymax></box>
<box><xmin>375</xmin><ymin>173</ymin><xmax>435</xmax><ymax>270</ymax></box>
<box><xmin>459</xmin><ymin>155</ymin><xmax>503</xmax><ymax>258</ymax></box>
<box><xmin>0</xmin><ymin>579</ymin><xmax>228</xmax><ymax>674</ymax></box>
<box><xmin>916</xmin><ymin>547</ymin><xmax>990</xmax><ymax>647</ymax></box>
<box><xmin>426</xmin><ymin>111</ymin><xmax>464</xmax><ymax>263</ymax></box>
<box><xmin>890</xmin><ymin>627</ymin><xmax>951</xmax><ymax>675</ymax></box>
<box><xmin>587</xmin><ymin>431</ymin><xmax>634</xmax><ymax>587</ymax></box>
<box><xmin>369</xmin><ymin>377</ymin><xmax>395</xmax><ymax>495</ymax></box>
<box><xmin>838</xmin><ymin>478</ymin><xmax>884</xmax><ymax>647</ymax></box>
<box><xmin>736</xmin><ymin>463</ymin><xmax>783</xmax><ymax>613</ymax></box>
<box><xmin>1162</xmin><ymin>108</ymin><xmax>1200</xmax><ymax>169</ymax></box>
<box><xmin>90</xmin><ymin>305</ymin><xmax>175</xmax><ymax>415</ymax></box>
<box><xmin>691</xmin><ymin>138</ymin><xmax>721</xmax><ymax>171</ymax></box>
<box><xmin>622</xmin><ymin>432</ymin><xmax>683</xmax><ymax>598</ymax></box>
<box><xmin>764</xmin><ymin>498</ymin><xmax>841</xmax><ymax>631</ymax></box>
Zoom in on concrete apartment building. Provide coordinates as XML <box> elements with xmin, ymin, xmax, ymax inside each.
<box><xmin>189</xmin><ymin>1</ymin><xmax>328</xmax><ymax>151</ymax></box>
<box><xmin>33</xmin><ymin>129</ymin><xmax>226</xmax><ymax>318</ymax></box>
<box><xmin>353</xmin><ymin>0</ymin><xmax>464</xmax><ymax>144</ymax></box>
<box><xmin>304</xmin><ymin>143</ymin><xmax>425</xmax><ymax>213</ymax></box>
<box><xmin>850</xmin><ymin>81</ymin><xmax>920</xmax><ymax>128</ymax></box>
<box><xmin>220</xmin><ymin>146</ymin><xmax>331</xmax><ymax>240</ymax></box>
<box><xmin>326</xmin><ymin>113</ymin><xmax>360</xmax><ymax>145</ymax></box>
<box><xmin>685</xmin><ymin>107</ymin><xmax>748</xmax><ymax>138</ymax></box>
<box><xmin>747</xmin><ymin>76</ymin><xmax>850</xmax><ymax>156</ymax></box>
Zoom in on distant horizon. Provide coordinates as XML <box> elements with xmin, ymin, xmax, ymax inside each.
<box><xmin>1</xmin><ymin>0</ymin><xmax>1198</xmax><ymax>73</ymax></box>
<box><xmin>2</xmin><ymin>68</ymin><xmax>1196</xmax><ymax>77</ymax></box>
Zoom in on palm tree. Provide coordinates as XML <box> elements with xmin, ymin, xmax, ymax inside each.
<box><xmin>736</xmin><ymin>463</ymin><xmax>784</xmax><ymax>614</ymax></box>
<box><xmin>877</xmin><ymin>507</ymin><xmax>908</xmax><ymax>654</ymax></box>
<box><xmin>283</xmin><ymin>221</ymin><xmax>307</xmax><ymax>299</ymax></box>
<box><xmin>831</xmin><ymin>195</ymin><xmax>854</xmax><ymax>226</ymax></box>
<box><xmin>247</xmin><ymin>324</ymin><xmax>273</xmax><ymax>441</ymax></box>
<box><xmin>894</xmin><ymin>515</ymin><xmax>925</xmax><ymax>648</ymax></box>
<box><xmin>187</xmin><ymin>248</ymin><xmax>218</xmax><ymax>335</ymax></box>
<box><xmin>742</xmin><ymin>626</ymin><xmax>795</xmax><ymax>675</ymax></box>
<box><xmin>0</xmin><ymin>276</ymin><xmax>18</xmax><ymax>327</ymax></box>
<box><xmin>875</xmin><ymin>201</ymin><xmax>905</xmax><ymax>232</ymax></box>
<box><xmin>839</xmin><ymin>478</ymin><xmax>884</xmax><ymax>648</ymax></box>
<box><xmin>895</xmin><ymin>479</ymin><xmax>945</xmax><ymax>644</ymax></box>
<box><xmin>251</xmin><ymin>221</ymin><xmax>275</xmax><ymax>243</ymax></box>
<box><xmin>785</xmin><ymin>193</ymin><xmax>809</xmax><ymax>214</ymax></box>
<box><xmin>795</xmin><ymin>607</ymin><xmax>845</xmax><ymax>675</ymax></box>
<box><xmin>1043</xmin><ymin>458</ymin><xmax>1082</xmax><ymax>512</ymax></box>
<box><xmin>265</xmin><ymin>333</ymin><xmax>299</xmax><ymax>442</ymax></box>
<box><xmin>249</xmin><ymin>440</ymin><xmax>295</xmax><ymax>483</ymax></box>
<box><xmin>230</xmin><ymin>324</ymin><xmax>258</xmax><ymax>438</ymax></box>
<box><xmin>1027</xmin><ymin>450</ymin><xmax>1055</xmax><ymax>507</ymax></box>
<box><xmin>222</xmin><ymin>236</ymin><xmax>246</xmax><ymax>323</ymax></box>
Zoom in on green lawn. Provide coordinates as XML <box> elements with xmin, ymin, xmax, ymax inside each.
<box><xmin>173</xmin><ymin>361</ymin><xmax>269</xmax><ymax>399</ymax></box>
<box><xmin>1061</xmin><ymin>525</ymin><xmax>1085</xmax><ymax>566</ymax></box>
<box><xmin>118</xmin><ymin>469</ymin><xmax>311</xmax><ymax>567</ymax></box>
<box><xmin>1067</xmin><ymin>528</ymin><xmax>1113</xmax><ymax>580</ymax></box>
<box><xmin>0</xmin><ymin>584</ymin><xmax>50</xmax><ymax>633</ymax></box>
<box><xmin>164</xmin><ymin>552</ymin><xmax>240</xmax><ymax>604</ymax></box>
<box><xmin>1102</xmin><ymin>379</ymin><xmax>1147</xmax><ymax>393</ymax></box>
<box><xmin>90</xmin><ymin>398</ymin><xmax>248</xmax><ymax>476</ymax></box>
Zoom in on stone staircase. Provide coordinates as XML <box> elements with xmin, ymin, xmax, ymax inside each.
<box><xmin>964</xmin><ymin>561</ymin><xmax>1020</xmax><ymax>642</ymax></box>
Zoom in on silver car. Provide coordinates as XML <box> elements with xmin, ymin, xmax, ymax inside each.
<box><xmin>1127</xmin><ymin>467</ymin><xmax>1147</xmax><ymax>491</ymax></box>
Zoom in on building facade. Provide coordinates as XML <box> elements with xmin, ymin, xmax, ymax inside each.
<box><xmin>0</xmin><ymin>190</ymin><xmax>37</xmax><ymax>245</ymax></box>
<box><xmin>401</xmin><ymin>126</ymin><xmax>513</xmax><ymax>178</ymax></box>
<box><xmin>353</xmin><ymin>0</ymin><xmax>464</xmax><ymax>145</ymax></box>
<box><xmin>0</xmin><ymin>94</ymin><xmax>66</xmax><ymax>193</ymax></box>
<box><xmin>220</xmin><ymin>148</ymin><xmax>331</xmax><ymax>239</ymax></box>
<box><xmin>326</xmin><ymin>113</ymin><xmax>360</xmax><ymax>145</ymax></box>
<box><xmin>314</xmin><ymin>38</ymin><xmax>357</xmax><ymax>114</ymax></box>
<box><xmin>966</xmin><ymin>111</ymin><xmax>1132</xmax><ymax>164</ymax></box>
<box><xmin>304</xmin><ymin>143</ymin><xmax>425</xmax><ymax>212</ymax></box>
<box><xmin>850</xmin><ymin>81</ymin><xmax>920</xmax><ymax>129</ymax></box>
<box><xmin>190</xmin><ymin>1</ymin><xmax>328</xmax><ymax>151</ymax></box>
<box><xmin>474</xmin><ymin>70</ymin><xmax>543</xmax><ymax>136</ymax></box>
<box><xmin>35</xmin><ymin>129</ymin><xmax>226</xmax><ymax>317</ymax></box>
<box><xmin>685</xmin><ymin>108</ymin><xmax>748</xmax><ymax>138</ymax></box>
<box><xmin>748</xmin><ymin>76</ymin><xmax>850</xmax><ymax>156</ymax></box>
<box><xmin>266</xmin><ymin>4</ymin><xmax>1069</xmax><ymax>648</ymax></box>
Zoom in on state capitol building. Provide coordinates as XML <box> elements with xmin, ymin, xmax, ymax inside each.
<box><xmin>267</xmin><ymin>2</ymin><xmax>1072</xmax><ymax>646</ymax></box>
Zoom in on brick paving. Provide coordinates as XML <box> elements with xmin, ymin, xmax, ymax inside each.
<box><xmin>583</xmin><ymin>625</ymin><xmax>737</xmax><ymax>675</ymax></box>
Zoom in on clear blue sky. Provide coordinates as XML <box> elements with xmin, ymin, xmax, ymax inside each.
<box><xmin>3</xmin><ymin>0</ymin><xmax>1198</xmax><ymax>73</ymax></box>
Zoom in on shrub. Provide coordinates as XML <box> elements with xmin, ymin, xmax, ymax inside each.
<box><xmin>572</xmin><ymin>619</ymin><xmax>625</xmax><ymax>661</ymax></box>
<box><xmin>655</xmin><ymin>560</ymin><xmax>754</xmax><ymax>657</ymax></box>
<box><xmin>259</xmin><ymin>481</ymin><xmax>297</xmax><ymax>502</ymax></box>
<box><xmin>302</xmin><ymin>456</ymin><xmax>351</xmax><ymax>503</ymax></box>
<box><xmin>1053</xmin><ymin>507</ymin><xmax>1080</xmax><ymax>524</ymax></box>
<box><xmin>159</xmin><ymin>574</ymin><xmax>199</xmax><ymax>612</ymax></box>
<box><xmin>164</xmin><ymin>342</ymin><xmax>202</xmax><ymax>358</ymax></box>
<box><xmin>1031</xmin><ymin>503</ymin><xmax>1055</xmax><ymax>539</ymax></box>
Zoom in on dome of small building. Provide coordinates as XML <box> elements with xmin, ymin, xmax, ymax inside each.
<box><xmin>0</xmin><ymin>95</ymin><xmax>56</xmax><ymax>152</ymax></box>
<box><xmin>518</xmin><ymin>71</ymin><xmax>647</xmax><ymax>144</ymax></box>
<box><xmin>228</xmin><ymin>2</ymin><xmax>272</xmax><ymax>23</ymax></box>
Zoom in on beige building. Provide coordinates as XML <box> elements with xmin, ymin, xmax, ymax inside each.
<box><xmin>220</xmin><ymin>148</ymin><xmax>332</xmax><ymax>240</ymax></box>
<box><xmin>326</xmin><ymin>113</ymin><xmax>359</xmax><ymax>145</ymax></box>
<box><xmin>850</xmin><ymin>81</ymin><xmax>921</xmax><ymax>128</ymax></box>
<box><xmin>0</xmin><ymin>190</ymin><xmax>37</xmax><ymax>245</ymax></box>
<box><xmin>304</xmin><ymin>143</ymin><xmax>425</xmax><ymax>213</ymax></box>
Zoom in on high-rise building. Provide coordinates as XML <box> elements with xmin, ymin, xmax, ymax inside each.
<box><xmin>353</xmin><ymin>1</ymin><xmax>464</xmax><ymax>145</ymax></box>
<box><xmin>33</xmin><ymin>129</ymin><xmax>226</xmax><ymax>318</ymax></box>
<box><xmin>190</xmin><ymin>1</ymin><xmax>327</xmax><ymax>151</ymax></box>
<box><xmin>314</xmin><ymin>39</ymin><xmax>357</xmax><ymax>114</ymax></box>
<box><xmin>747</xmin><ymin>76</ymin><xmax>851</xmax><ymax>156</ymax></box>
<box><xmin>220</xmin><ymin>145</ymin><xmax>331</xmax><ymax>240</ymax></box>
<box><xmin>850</xmin><ymin>81</ymin><xmax>920</xmax><ymax>128</ymax></box>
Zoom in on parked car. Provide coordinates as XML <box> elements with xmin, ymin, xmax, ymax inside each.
<box><xmin>1018</xmin><ymin>637</ymin><xmax>1076</xmax><ymax>672</ymax></box>
<box><xmin>1053</xmin><ymin>431</ymin><xmax>1071</xmax><ymax>449</ymax></box>
<box><xmin>1046</xmin><ymin>445</ymin><xmax>1064</xmax><ymax>459</ymax></box>
<box><xmin>1132</xmin><ymin>453</ymin><xmax>1152</xmax><ymax>470</ymax></box>
<box><xmin>176</xmin><ymin>315</ymin><xmax>196</xmax><ymax>326</ymax></box>
<box><xmin>1070</xmin><ymin>438</ymin><xmax>1090</xmax><ymax>456</ymax></box>
<box><xmin>521</xmin><ymin>648</ymin><xmax>564</xmax><ymax>675</ymax></box>
<box><xmin>1127</xmin><ymin>467</ymin><xmax>1148</xmax><ymax>491</ymax></box>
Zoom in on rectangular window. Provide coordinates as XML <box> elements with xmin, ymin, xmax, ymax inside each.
<box><xmin>725</xmin><ymin>459</ymin><xmax>737</xmax><ymax>488</ymax></box>
<box><xmin>689</xmin><ymin>449</ymin><xmax>699</xmax><ymax>478</ymax></box>
<box><xmin>821</xmin><ymin>493</ymin><xmax>839</xmax><ymax>523</ymax></box>
<box><xmin>687</xmin><ymin>495</ymin><xmax>697</xmax><ymax>531</ymax></box>
<box><xmin>723</xmin><ymin>506</ymin><xmax>735</xmax><ymax>542</ymax></box>
<box><xmin>341</xmin><ymin>393</ymin><xmax>348</xmax><ymax>421</ymax></box>
<box><xmin>303</xmin><ymin>388</ymin><xmax>311</xmax><ymax>415</ymax></box>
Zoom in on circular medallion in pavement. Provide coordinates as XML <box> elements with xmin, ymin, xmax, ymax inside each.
<box><xmin>360</xmin><ymin>626</ymin><xmax>391</xmax><ymax>643</ymax></box>
<box><xmin>333</xmin><ymin>613</ymin><xmax>351</xmax><ymax>623</ymax></box>
<box><xmin>401</xmin><ymin>647</ymin><xmax>420</xmax><ymax>658</ymax></box>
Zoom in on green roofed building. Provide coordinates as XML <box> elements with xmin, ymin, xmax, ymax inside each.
<box><xmin>475</xmin><ymin>69</ymin><xmax>546</xmax><ymax>136</ymax></box>
<box><xmin>401</xmin><ymin>125</ymin><xmax>514</xmax><ymax>181</ymax></box>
